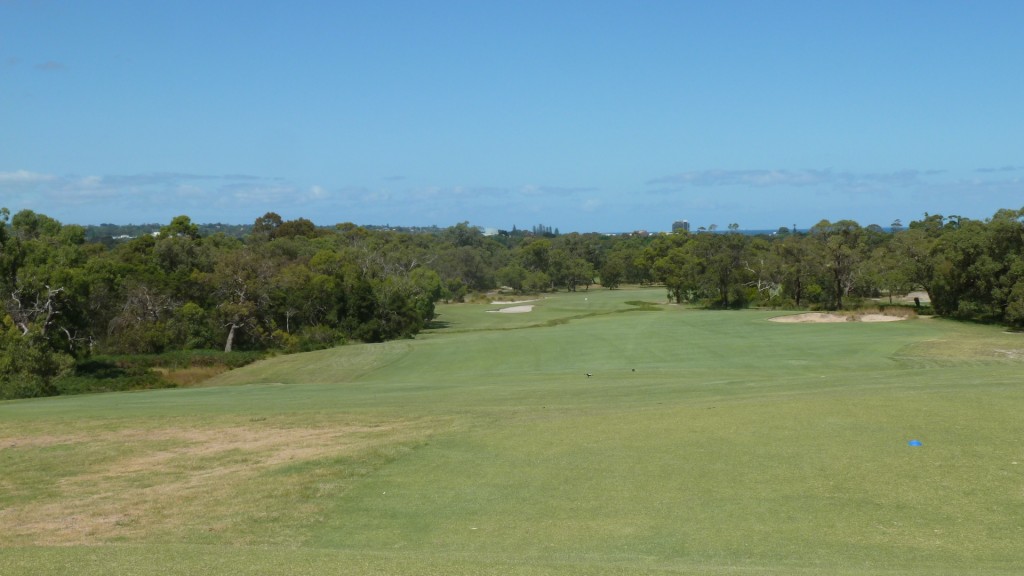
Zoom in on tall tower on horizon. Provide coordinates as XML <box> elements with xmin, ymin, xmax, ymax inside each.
<box><xmin>672</xmin><ymin>220</ymin><xmax>690</xmax><ymax>233</ymax></box>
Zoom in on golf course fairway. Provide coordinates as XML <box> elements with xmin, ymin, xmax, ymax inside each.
<box><xmin>2</xmin><ymin>287</ymin><xmax>1022</xmax><ymax>575</ymax></box>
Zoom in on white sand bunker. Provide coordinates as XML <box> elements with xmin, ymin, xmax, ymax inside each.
<box><xmin>770</xmin><ymin>312</ymin><xmax>906</xmax><ymax>323</ymax></box>
<box><xmin>488</xmin><ymin>305</ymin><xmax>534</xmax><ymax>314</ymax></box>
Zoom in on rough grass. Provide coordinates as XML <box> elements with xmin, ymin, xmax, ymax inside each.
<box><xmin>153</xmin><ymin>365</ymin><xmax>229</xmax><ymax>387</ymax></box>
<box><xmin>2</xmin><ymin>288</ymin><xmax>1023</xmax><ymax>575</ymax></box>
<box><xmin>0</xmin><ymin>414</ymin><xmax>441</xmax><ymax>548</ymax></box>
<box><xmin>53</xmin><ymin>351</ymin><xmax>266</xmax><ymax>395</ymax></box>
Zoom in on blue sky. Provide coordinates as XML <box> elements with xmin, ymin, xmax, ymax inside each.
<box><xmin>2</xmin><ymin>1</ymin><xmax>1022</xmax><ymax>232</ymax></box>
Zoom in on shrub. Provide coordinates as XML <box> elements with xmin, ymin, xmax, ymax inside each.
<box><xmin>54</xmin><ymin>360</ymin><xmax>171</xmax><ymax>395</ymax></box>
<box><xmin>296</xmin><ymin>325</ymin><xmax>344</xmax><ymax>351</ymax></box>
<box><xmin>50</xmin><ymin>350</ymin><xmax>267</xmax><ymax>396</ymax></box>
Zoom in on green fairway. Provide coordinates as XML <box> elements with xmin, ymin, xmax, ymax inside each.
<box><xmin>2</xmin><ymin>288</ymin><xmax>1023</xmax><ymax>575</ymax></box>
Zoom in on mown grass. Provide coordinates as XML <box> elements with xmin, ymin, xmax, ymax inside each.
<box><xmin>2</xmin><ymin>287</ymin><xmax>1023</xmax><ymax>575</ymax></box>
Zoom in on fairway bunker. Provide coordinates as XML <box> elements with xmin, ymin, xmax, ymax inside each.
<box><xmin>769</xmin><ymin>312</ymin><xmax>907</xmax><ymax>323</ymax></box>
<box><xmin>488</xmin><ymin>305</ymin><xmax>534</xmax><ymax>313</ymax></box>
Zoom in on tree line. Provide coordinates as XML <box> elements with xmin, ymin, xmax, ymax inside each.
<box><xmin>3</xmin><ymin>206</ymin><xmax>1024</xmax><ymax>399</ymax></box>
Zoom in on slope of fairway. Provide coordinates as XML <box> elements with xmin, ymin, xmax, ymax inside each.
<box><xmin>2</xmin><ymin>288</ymin><xmax>1023</xmax><ymax>575</ymax></box>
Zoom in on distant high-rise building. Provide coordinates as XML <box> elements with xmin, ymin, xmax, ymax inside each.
<box><xmin>672</xmin><ymin>220</ymin><xmax>690</xmax><ymax>233</ymax></box>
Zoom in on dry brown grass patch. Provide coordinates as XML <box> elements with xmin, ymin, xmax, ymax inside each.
<box><xmin>153</xmin><ymin>365</ymin><xmax>231</xmax><ymax>387</ymax></box>
<box><xmin>0</xmin><ymin>419</ymin><xmax>437</xmax><ymax>546</ymax></box>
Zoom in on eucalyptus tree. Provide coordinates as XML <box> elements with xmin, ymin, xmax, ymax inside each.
<box><xmin>518</xmin><ymin>237</ymin><xmax>552</xmax><ymax>277</ymax></box>
<box><xmin>772</xmin><ymin>234</ymin><xmax>809</xmax><ymax>307</ymax></box>
<box><xmin>808</xmin><ymin>219</ymin><xmax>865</xmax><ymax>309</ymax></box>
<box><xmin>980</xmin><ymin>208</ymin><xmax>1024</xmax><ymax>322</ymax></box>
<box><xmin>495</xmin><ymin>262</ymin><xmax>528</xmax><ymax>293</ymax></box>
<box><xmin>203</xmin><ymin>244</ymin><xmax>278</xmax><ymax>352</ymax></box>
<box><xmin>609</xmin><ymin>235</ymin><xmax>654</xmax><ymax>285</ymax></box>
<box><xmin>653</xmin><ymin>241</ymin><xmax>701</xmax><ymax>304</ymax></box>
<box><xmin>692</xmin><ymin>231</ymin><xmax>751</xmax><ymax>308</ymax></box>
<box><xmin>743</xmin><ymin>237</ymin><xmax>784</xmax><ymax>306</ymax></box>
<box><xmin>888</xmin><ymin>225</ymin><xmax>937</xmax><ymax>298</ymax></box>
<box><xmin>927</xmin><ymin>209</ymin><xmax>1024</xmax><ymax>322</ymax></box>
<box><xmin>927</xmin><ymin>217</ymin><xmax>986</xmax><ymax>317</ymax></box>
<box><xmin>0</xmin><ymin>210</ymin><xmax>90</xmax><ymax>397</ymax></box>
<box><xmin>548</xmin><ymin>234</ymin><xmax>596</xmax><ymax>291</ymax></box>
<box><xmin>98</xmin><ymin>216</ymin><xmax>217</xmax><ymax>353</ymax></box>
<box><xmin>599</xmin><ymin>252</ymin><xmax>627</xmax><ymax>289</ymax></box>
<box><xmin>641</xmin><ymin>233</ymin><xmax>689</xmax><ymax>289</ymax></box>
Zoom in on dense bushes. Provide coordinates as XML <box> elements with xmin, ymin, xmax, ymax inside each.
<box><xmin>51</xmin><ymin>350</ymin><xmax>264</xmax><ymax>395</ymax></box>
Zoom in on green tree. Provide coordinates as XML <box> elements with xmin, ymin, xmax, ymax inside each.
<box><xmin>889</xmin><ymin>226</ymin><xmax>937</xmax><ymax>297</ymax></box>
<box><xmin>518</xmin><ymin>238</ymin><xmax>551</xmax><ymax>275</ymax></box>
<box><xmin>168</xmin><ymin>301</ymin><xmax>215</xmax><ymax>350</ymax></box>
<box><xmin>680</xmin><ymin>232</ymin><xmax>751</xmax><ymax>308</ymax></box>
<box><xmin>0</xmin><ymin>315</ymin><xmax>74</xmax><ymax>399</ymax></box>
<box><xmin>743</xmin><ymin>237</ymin><xmax>783</xmax><ymax>306</ymax></box>
<box><xmin>0</xmin><ymin>211</ymin><xmax>87</xmax><ymax>397</ymax></box>
<box><xmin>273</xmin><ymin>217</ymin><xmax>319</xmax><ymax>239</ymax></box>
<box><xmin>809</xmin><ymin>220</ymin><xmax>865</xmax><ymax>309</ymax></box>
<box><xmin>496</xmin><ymin>263</ymin><xmax>528</xmax><ymax>293</ymax></box>
<box><xmin>928</xmin><ymin>218</ymin><xmax>986</xmax><ymax>317</ymax></box>
<box><xmin>599</xmin><ymin>253</ymin><xmax>627</xmax><ymax>289</ymax></box>
<box><xmin>776</xmin><ymin>234</ymin><xmax>815</xmax><ymax>307</ymax></box>
<box><xmin>160</xmin><ymin>215</ymin><xmax>200</xmax><ymax>239</ymax></box>
<box><xmin>443</xmin><ymin>222</ymin><xmax>484</xmax><ymax>247</ymax></box>
<box><xmin>654</xmin><ymin>245</ymin><xmax>700</xmax><ymax>304</ymax></box>
<box><xmin>252</xmin><ymin>212</ymin><xmax>283</xmax><ymax>240</ymax></box>
<box><xmin>203</xmin><ymin>246</ymin><xmax>277</xmax><ymax>352</ymax></box>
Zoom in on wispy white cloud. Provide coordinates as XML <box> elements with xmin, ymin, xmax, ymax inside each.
<box><xmin>975</xmin><ymin>165</ymin><xmax>1024</xmax><ymax>173</ymax></box>
<box><xmin>222</xmin><ymin>173</ymin><xmax>270</xmax><ymax>181</ymax></box>
<box><xmin>174</xmin><ymin>184</ymin><xmax>207</xmax><ymax>198</ymax></box>
<box><xmin>641</xmin><ymin>167</ymin><xmax>1024</xmax><ymax>229</ymax></box>
<box><xmin>223</xmin><ymin>182</ymin><xmax>334</xmax><ymax>207</ymax></box>
<box><xmin>402</xmin><ymin>185</ymin><xmax>511</xmax><ymax>202</ymax></box>
<box><xmin>34</xmin><ymin>60</ymin><xmax>67</xmax><ymax>71</ymax></box>
<box><xmin>931</xmin><ymin>176</ymin><xmax>1023</xmax><ymax>197</ymax></box>
<box><xmin>581</xmin><ymin>197</ymin><xmax>603</xmax><ymax>212</ymax></box>
<box><xmin>99</xmin><ymin>172</ymin><xmax>220</xmax><ymax>187</ymax></box>
<box><xmin>648</xmin><ymin>169</ymin><xmax>934</xmax><ymax>191</ymax></box>
<box><xmin>647</xmin><ymin>167</ymin><xmax>1024</xmax><ymax>208</ymax></box>
<box><xmin>0</xmin><ymin>170</ymin><xmax>302</xmax><ymax>222</ymax></box>
<box><xmin>519</xmin><ymin>184</ymin><xmax>596</xmax><ymax>197</ymax></box>
<box><xmin>358</xmin><ymin>188</ymin><xmax>391</xmax><ymax>203</ymax></box>
<box><xmin>0</xmin><ymin>169</ymin><xmax>56</xmax><ymax>183</ymax></box>
<box><xmin>1</xmin><ymin>165</ymin><xmax>613</xmax><ymax>227</ymax></box>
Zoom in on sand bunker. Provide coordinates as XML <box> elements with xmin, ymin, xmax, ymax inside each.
<box><xmin>488</xmin><ymin>305</ymin><xmax>534</xmax><ymax>314</ymax></box>
<box><xmin>487</xmin><ymin>298</ymin><xmax>539</xmax><ymax>313</ymax></box>
<box><xmin>770</xmin><ymin>312</ymin><xmax>906</xmax><ymax>323</ymax></box>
